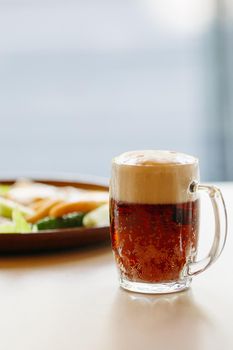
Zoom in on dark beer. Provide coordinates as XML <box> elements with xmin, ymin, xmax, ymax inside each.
<box><xmin>110</xmin><ymin>150</ymin><xmax>201</xmax><ymax>291</ymax></box>
<box><xmin>110</xmin><ymin>199</ymin><xmax>199</xmax><ymax>283</ymax></box>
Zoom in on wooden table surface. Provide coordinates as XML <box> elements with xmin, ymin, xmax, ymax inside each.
<box><xmin>0</xmin><ymin>183</ymin><xmax>232</xmax><ymax>350</ymax></box>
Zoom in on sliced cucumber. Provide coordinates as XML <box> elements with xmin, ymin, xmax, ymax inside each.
<box><xmin>36</xmin><ymin>212</ymin><xmax>85</xmax><ymax>230</ymax></box>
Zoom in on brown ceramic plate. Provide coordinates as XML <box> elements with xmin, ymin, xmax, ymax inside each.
<box><xmin>0</xmin><ymin>177</ymin><xmax>110</xmax><ymax>254</ymax></box>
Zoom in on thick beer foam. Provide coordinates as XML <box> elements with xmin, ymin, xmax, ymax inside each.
<box><xmin>110</xmin><ymin>150</ymin><xmax>200</xmax><ymax>204</ymax></box>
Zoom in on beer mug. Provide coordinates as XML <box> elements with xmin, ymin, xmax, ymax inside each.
<box><xmin>110</xmin><ymin>150</ymin><xmax>227</xmax><ymax>294</ymax></box>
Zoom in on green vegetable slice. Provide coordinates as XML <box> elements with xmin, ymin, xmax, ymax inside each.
<box><xmin>0</xmin><ymin>197</ymin><xmax>34</xmax><ymax>218</ymax></box>
<box><xmin>0</xmin><ymin>209</ymin><xmax>32</xmax><ymax>233</ymax></box>
<box><xmin>0</xmin><ymin>223</ymin><xmax>16</xmax><ymax>233</ymax></box>
<box><xmin>12</xmin><ymin>209</ymin><xmax>32</xmax><ymax>233</ymax></box>
<box><xmin>36</xmin><ymin>212</ymin><xmax>85</xmax><ymax>230</ymax></box>
<box><xmin>0</xmin><ymin>185</ymin><xmax>10</xmax><ymax>196</ymax></box>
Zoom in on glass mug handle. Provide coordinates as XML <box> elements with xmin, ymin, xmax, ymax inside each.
<box><xmin>187</xmin><ymin>182</ymin><xmax>228</xmax><ymax>276</ymax></box>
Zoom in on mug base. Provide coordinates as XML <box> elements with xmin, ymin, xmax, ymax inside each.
<box><xmin>119</xmin><ymin>276</ymin><xmax>192</xmax><ymax>294</ymax></box>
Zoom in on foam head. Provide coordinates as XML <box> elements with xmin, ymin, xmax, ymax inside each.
<box><xmin>110</xmin><ymin>150</ymin><xmax>200</xmax><ymax>204</ymax></box>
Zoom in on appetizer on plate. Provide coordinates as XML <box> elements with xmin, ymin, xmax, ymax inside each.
<box><xmin>0</xmin><ymin>180</ymin><xmax>109</xmax><ymax>233</ymax></box>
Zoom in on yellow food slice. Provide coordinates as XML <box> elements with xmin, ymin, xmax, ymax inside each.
<box><xmin>49</xmin><ymin>201</ymin><xmax>106</xmax><ymax>218</ymax></box>
<box><xmin>83</xmin><ymin>204</ymin><xmax>109</xmax><ymax>228</ymax></box>
<box><xmin>0</xmin><ymin>197</ymin><xmax>34</xmax><ymax>218</ymax></box>
<box><xmin>27</xmin><ymin>199</ymin><xmax>62</xmax><ymax>224</ymax></box>
<box><xmin>29</xmin><ymin>198</ymin><xmax>48</xmax><ymax>210</ymax></box>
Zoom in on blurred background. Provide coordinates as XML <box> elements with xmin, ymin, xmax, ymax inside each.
<box><xmin>0</xmin><ymin>0</ymin><xmax>232</xmax><ymax>181</ymax></box>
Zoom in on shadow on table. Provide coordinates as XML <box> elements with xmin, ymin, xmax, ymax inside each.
<box><xmin>106</xmin><ymin>288</ymin><xmax>220</xmax><ymax>350</ymax></box>
<box><xmin>0</xmin><ymin>243</ymin><xmax>112</xmax><ymax>270</ymax></box>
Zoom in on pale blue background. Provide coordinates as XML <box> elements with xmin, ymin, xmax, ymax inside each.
<box><xmin>0</xmin><ymin>0</ymin><xmax>232</xmax><ymax>180</ymax></box>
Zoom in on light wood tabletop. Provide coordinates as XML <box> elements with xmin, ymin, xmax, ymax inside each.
<box><xmin>0</xmin><ymin>183</ymin><xmax>232</xmax><ymax>350</ymax></box>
